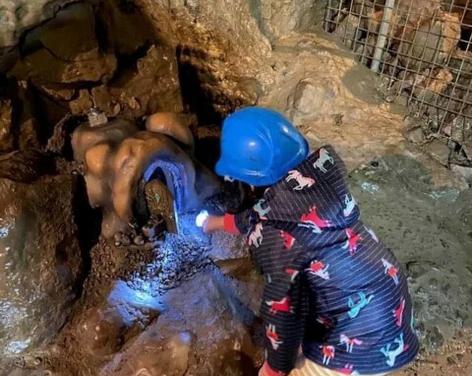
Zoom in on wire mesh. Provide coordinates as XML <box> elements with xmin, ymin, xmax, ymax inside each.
<box><xmin>324</xmin><ymin>0</ymin><xmax>472</xmax><ymax>166</ymax></box>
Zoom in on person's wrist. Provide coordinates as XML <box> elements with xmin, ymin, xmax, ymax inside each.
<box><xmin>203</xmin><ymin>215</ymin><xmax>224</xmax><ymax>233</ymax></box>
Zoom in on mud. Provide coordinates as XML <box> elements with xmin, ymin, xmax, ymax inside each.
<box><xmin>349</xmin><ymin>156</ymin><xmax>472</xmax><ymax>349</ymax></box>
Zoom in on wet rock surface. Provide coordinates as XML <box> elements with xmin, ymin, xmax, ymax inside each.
<box><xmin>250</xmin><ymin>0</ymin><xmax>320</xmax><ymax>40</ymax></box>
<box><xmin>99</xmin><ymin>268</ymin><xmax>263</xmax><ymax>376</ymax></box>
<box><xmin>0</xmin><ymin>98</ymin><xmax>14</xmax><ymax>151</ymax></box>
<box><xmin>0</xmin><ymin>175</ymin><xmax>82</xmax><ymax>359</ymax></box>
<box><xmin>349</xmin><ymin>156</ymin><xmax>472</xmax><ymax>350</ymax></box>
<box><xmin>0</xmin><ymin>0</ymin><xmax>76</xmax><ymax>48</ymax></box>
<box><xmin>10</xmin><ymin>3</ymin><xmax>117</xmax><ymax>85</ymax></box>
<box><xmin>0</xmin><ymin>150</ymin><xmax>52</xmax><ymax>182</ymax></box>
<box><xmin>135</xmin><ymin>0</ymin><xmax>272</xmax><ymax>122</ymax></box>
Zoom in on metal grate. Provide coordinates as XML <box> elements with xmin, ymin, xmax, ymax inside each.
<box><xmin>324</xmin><ymin>0</ymin><xmax>472</xmax><ymax>166</ymax></box>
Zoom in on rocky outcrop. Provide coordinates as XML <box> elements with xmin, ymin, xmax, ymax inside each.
<box><xmin>134</xmin><ymin>0</ymin><xmax>272</xmax><ymax>122</ymax></box>
<box><xmin>0</xmin><ymin>175</ymin><xmax>82</xmax><ymax>358</ymax></box>
<box><xmin>0</xmin><ymin>0</ymin><xmax>76</xmax><ymax>49</ymax></box>
<box><xmin>100</xmin><ymin>266</ymin><xmax>263</xmax><ymax>376</ymax></box>
<box><xmin>0</xmin><ymin>99</ymin><xmax>14</xmax><ymax>152</ymax></box>
<box><xmin>254</xmin><ymin>0</ymin><xmax>320</xmax><ymax>39</ymax></box>
<box><xmin>10</xmin><ymin>3</ymin><xmax>117</xmax><ymax>85</ymax></box>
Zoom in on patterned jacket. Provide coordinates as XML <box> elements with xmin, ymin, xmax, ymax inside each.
<box><xmin>224</xmin><ymin>146</ymin><xmax>419</xmax><ymax>375</ymax></box>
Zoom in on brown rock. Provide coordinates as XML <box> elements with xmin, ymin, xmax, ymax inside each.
<box><xmin>18</xmin><ymin>118</ymin><xmax>40</xmax><ymax>150</ymax></box>
<box><xmin>71</xmin><ymin>118</ymin><xmax>138</xmax><ymax>162</ymax></box>
<box><xmin>38</xmin><ymin>84</ymin><xmax>76</xmax><ymax>101</ymax></box>
<box><xmin>398</xmin><ymin>10</ymin><xmax>461</xmax><ymax>69</ymax></box>
<box><xmin>69</xmin><ymin>90</ymin><xmax>93</xmax><ymax>115</ymax></box>
<box><xmin>17</xmin><ymin>48</ymin><xmax>117</xmax><ymax>84</ymax></box>
<box><xmin>145</xmin><ymin>112</ymin><xmax>195</xmax><ymax>149</ymax></box>
<box><xmin>406</xmin><ymin>127</ymin><xmax>425</xmax><ymax>144</ymax></box>
<box><xmin>23</xmin><ymin>3</ymin><xmax>97</xmax><ymax>62</ymax></box>
<box><xmin>406</xmin><ymin>68</ymin><xmax>454</xmax><ymax>102</ymax></box>
<box><xmin>78</xmin><ymin>307</ymin><xmax>127</xmax><ymax>356</ymax></box>
<box><xmin>11</xmin><ymin>3</ymin><xmax>117</xmax><ymax>85</ymax></box>
<box><xmin>0</xmin><ymin>150</ymin><xmax>50</xmax><ymax>182</ymax></box>
<box><xmin>91</xmin><ymin>86</ymin><xmax>121</xmax><ymax>117</ymax></box>
<box><xmin>0</xmin><ymin>176</ymin><xmax>82</xmax><ymax>357</ymax></box>
<box><xmin>257</xmin><ymin>0</ymin><xmax>319</xmax><ymax>38</ymax></box>
<box><xmin>108</xmin><ymin>45</ymin><xmax>183</xmax><ymax>119</ymax></box>
<box><xmin>287</xmin><ymin>78</ymin><xmax>337</xmax><ymax>124</ymax></box>
<box><xmin>333</xmin><ymin>14</ymin><xmax>364</xmax><ymax>46</ymax></box>
<box><xmin>59</xmin><ymin>51</ymin><xmax>117</xmax><ymax>83</ymax></box>
<box><xmin>134</xmin><ymin>235</ymin><xmax>145</xmax><ymax>246</ymax></box>
<box><xmin>0</xmin><ymin>99</ymin><xmax>14</xmax><ymax>152</ymax></box>
<box><xmin>96</xmin><ymin>0</ymin><xmax>154</xmax><ymax>56</ymax></box>
<box><xmin>132</xmin><ymin>333</ymin><xmax>191</xmax><ymax>376</ymax></box>
<box><xmin>451</xmin><ymin>164</ymin><xmax>472</xmax><ymax>184</ymax></box>
<box><xmin>426</xmin><ymin>139</ymin><xmax>451</xmax><ymax>166</ymax></box>
<box><xmin>46</xmin><ymin>114</ymin><xmax>72</xmax><ymax>154</ymax></box>
<box><xmin>144</xmin><ymin>180</ymin><xmax>177</xmax><ymax>233</ymax></box>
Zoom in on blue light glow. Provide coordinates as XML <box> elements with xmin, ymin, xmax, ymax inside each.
<box><xmin>143</xmin><ymin>159</ymin><xmax>184</xmax><ymax>211</ymax></box>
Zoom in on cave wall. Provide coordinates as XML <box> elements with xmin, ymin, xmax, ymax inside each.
<box><xmin>0</xmin><ymin>175</ymin><xmax>83</xmax><ymax>357</ymax></box>
<box><xmin>133</xmin><ymin>0</ymin><xmax>272</xmax><ymax>122</ymax></box>
<box><xmin>0</xmin><ymin>0</ymin><xmax>327</xmax><ymax>362</ymax></box>
<box><xmin>0</xmin><ymin>0</ymin><xmax>325</xmax><ymax>51</ymax></box>
<box><xmin>0</xmin><ymin>0</ymin><xmax>331</xmax><ymax>125</ymax></box>
<box><xmin>249</xmin><ymin>0</ymin><xmax>325</xmax><ymax>40</ymax></box>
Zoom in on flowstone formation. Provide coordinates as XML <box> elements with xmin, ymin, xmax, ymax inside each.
<box><xmin>71</xmin><ymin>111</ymin><xmax>219</xmax><ymax>238</ymax></box>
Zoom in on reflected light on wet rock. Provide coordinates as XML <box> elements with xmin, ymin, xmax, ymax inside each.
<box><xmin>0</xmin><ymin>227</ymin><xmax>9</xmax><ymax>239</ymax></box>
<box><xmin>5</xmin><ymin>339</ymin><xmax>31</xmax><ymax>354</ymax></box>
<box><xmin>107</xmin><ymin>281</ymin><xmax>162</xmax><ymax>312</ymax></box>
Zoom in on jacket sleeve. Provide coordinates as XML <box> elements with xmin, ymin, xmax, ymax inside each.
<box><xmin>261</xmin><ymin>269</ymin><xmax>306</xmax><ymax>374</ymax></box>
<box><xmin>252</xmin><ymin>228</ymin><xmax>308</xmax><ymax>374</ymax></box>
<box><xmin>223</xmin><ymin>208</ymin><xmax>259</xmax><ymax>235</ymax></box>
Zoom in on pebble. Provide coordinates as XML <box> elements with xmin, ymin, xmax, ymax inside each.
<box><xmin>134</xmin><ymin>235</ymin><xmax>145</xmax><ymax>246</ymax></box>
<box><xmin>114</xmin><ymin>232</ymin><xmax>122</xmax><ymax>241</ymax></box>
<box><xmin>144</xmin><ymin>242</ymin><xmax>155</xmax><ymax>251</ymax></box>
<box><xmin>406</xmin><ymin>127</ymin><xmax>425</xmax><ymax>144</ymax></box>
<box><xmin>425</xmin><ymin>139</ymin><xmax>451</xmax><ymax>166</ymax></box>
<box><xmin>142</xmin><ymin>225</ymin><xmax>156</xmax><ymax>239</ymax></box>
<box><xmin>121</xmin><ymin>235</ymin><xmax>131</xmax><ymax>246</ymax></box>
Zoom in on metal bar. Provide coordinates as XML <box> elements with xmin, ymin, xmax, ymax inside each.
<box><xmin>371</xmin><ymin>0</ymin><xmax>396</xmax><ymax>72</ymax></box>
<box><xmin>360</xmin><ymin>0</ymin><xmax>373</xmax><ymax>64</ymax></box>
<box><xmin>438</xmin><ymin>1</ymin><xmax>472</xmax><ymax>133</ymax></box>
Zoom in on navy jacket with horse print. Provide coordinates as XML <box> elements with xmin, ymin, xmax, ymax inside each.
<box><xmin>223</xmin><ymin>145</ymin><xmax>419</xmax><ymax>375</ymax></box>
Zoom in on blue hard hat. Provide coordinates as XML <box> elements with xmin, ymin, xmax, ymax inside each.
<box><xmin>215</xmin><ymin>107</ymin><xmax>309</xmax><ymax>186</ymax></box>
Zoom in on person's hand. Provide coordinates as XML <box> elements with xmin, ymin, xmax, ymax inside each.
<box><xmin>202</xmin><ymin>215</ymin><xmax>225</xmax><ymax>234</ymax></box>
